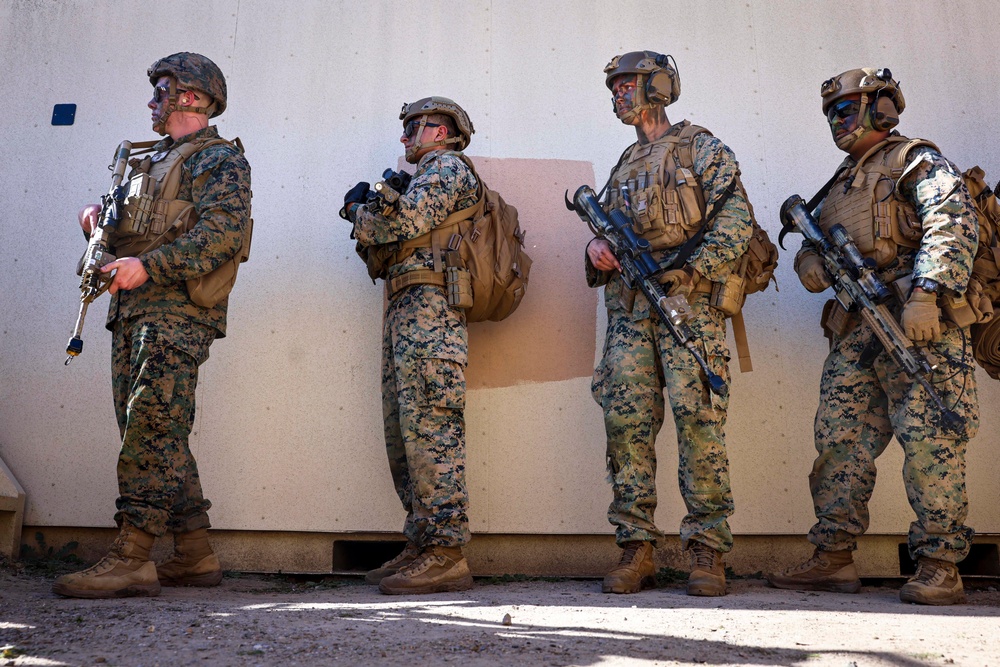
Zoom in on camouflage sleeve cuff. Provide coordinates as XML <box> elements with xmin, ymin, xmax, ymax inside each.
<box><xmin>585</xmin><ymin>243</ymin><xmax>611</xmax><ymax>288</ymax></box>
<box><xmin>140</xmin><ymin>252</ymin><xmax>170</xmax><ymax>285</ymax></box>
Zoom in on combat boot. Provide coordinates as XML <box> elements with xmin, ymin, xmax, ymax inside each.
<box><xmin>767</xmin><ymin>548</ymin><xmax>861</xmax><ymax>593</ymax></box>
<box><xmin>687</xmin><ymin>543</ymin><xmax>726</xmax><ymax>596</ymax></box>
<box><xmin>899</xmin><ymin>558</ymin><xmax>965</xmax><ymax>606</ymax></box>
<box><xmin>378</xmin><ymin>545</ymin><xmax>473</xmax><ymax>595</ymax></box>
<box><xmin>52</xmin><ymin>524</ymin><xmax>160</xmax><ymax>599</ymax></box>
<box><xmin>602</xmin><ymin>541</ymin><xmax>656</xmax><ymax>594</ymax></box>
<box><xmin>365</xmin><ymin>542</ymin><xmax>422</xmax><ymax>584</ymax></box>
<box><xmin>156</xmin><ymin>528</ymin><xmax>224</xmax><ymax>587</ymax></box>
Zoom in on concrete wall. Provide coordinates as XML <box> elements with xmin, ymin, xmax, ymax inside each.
<box><xmin>1</xmin><ymin>0</ymin><xmax>998</xmax><ymax>568</ymax></box>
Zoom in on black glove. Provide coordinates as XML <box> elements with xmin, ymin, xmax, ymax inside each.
<box><xmin>339</xmin><ymin>181</ymin><xmax>372</xmax><ymax>221</ymax></box>
<box><xmin>344</xmin><ymin>181</ymin><xmax>371</xmax><ymax>207</ymax></box>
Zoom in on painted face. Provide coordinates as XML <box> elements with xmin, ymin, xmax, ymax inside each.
<box><xmin>148</xmin><ymin>75</ymin><xmax>173</xmax><ymax>133</ymax></box>
<box><xmin>827</xmin><ymin>98</ymin><xmax>861</xmax><ymax>139</ymax></box>
<box><xmin>826</xmin><ymin>94</ymin><xmax>877</xmax><ymax>151</ymax></box>
<box><xmin>611</xmin><ymin>75</ymin><xmax>639</xmax><ymax>118</ymax></box>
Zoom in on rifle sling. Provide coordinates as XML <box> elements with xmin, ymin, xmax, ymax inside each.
<box><xmin>667</xmin><ymin>178</ymin><xmax>738</xmax><ymax>271</ymax></box>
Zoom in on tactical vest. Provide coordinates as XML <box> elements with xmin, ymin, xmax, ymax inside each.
<box><xmin>114</xmin><ymin>136</ymin><xmax>253</xmax><ymax>308</ymax></box>
<box><xmin>601</xmin><ymin>121</ymin><xmax>778</xmax><ymax>372</ymax></box>
<box><xmin>606</xmin><ymin>121</ymin><xmax>707</xmax><ymax>251</ymax></box>
<box><xmin>818</xmin><ymin>136</ymin><xmax>933</xmax><ymax>268</ymax></box>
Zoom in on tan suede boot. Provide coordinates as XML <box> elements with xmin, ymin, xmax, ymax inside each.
<box><xmin>52</xmin><ymin>524</ymin><xmax>160</xmax><ymax>599</ymax></box>
<box><xmin>378</xmin><ymin>545</ymin><xmax>473</xmax><ymax>595</ymax></box>
<box><xmin>899</xmin><ymin>558</ymin><xmax>966</xmax><ymax>606</ymax></box>
<box><xmin>767</xmin><ymin>548</ymin><xmax>861</xmax><ymax>593</ymax></box>
<box><xmin>156</xmin><ymin>528</ymin><xmax>223</xmax><ymax>587</ymax></box>
<box><xmin>687</xmin><ymin>543</ymin><xmax>726</xmax><ymax>596</ymax></box>
<box><xmin>365</xmin><ymin>543</ymin><xmax>422</xmax><ymax>584</ymax></box>
<box><xmin>602</xmin><ymin>542</ymin><xmax>656</xmax><ymax>594</ymax></box>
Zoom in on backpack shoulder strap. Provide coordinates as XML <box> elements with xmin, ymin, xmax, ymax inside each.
<box><xmin>674</xmin><ymin>122</ymin><xmax>712</xmax><ymax>172</ymax></box>
<box><xmin>890</xmin><ymin>137</ymin><xmax>939</xmax><ymax>184</ymax></box>
<box><xmin>160</xmin><ymin>137</ymin><xmax>235</xmax><ymax>201</ymax></box>
<box><xmin>397</xmin><ymin>153</ymin><xmax>485</xmax><ymax>253</ymax></box>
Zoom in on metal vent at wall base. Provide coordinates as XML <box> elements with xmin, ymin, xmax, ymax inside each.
<box><xmin>332</xmin><ymin>540</ymin><xmax>408</xmax><ymax>573</ymax></box>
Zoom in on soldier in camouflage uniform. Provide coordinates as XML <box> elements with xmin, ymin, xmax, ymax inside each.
<box><xmin>587</xmin><ymin>52</ymin><xmax>754</xmax><ymax>596</ymax></box>
<box><xmin>768</xmin><ymin>68</ymin><xmax>979</xmax><ymax>605</ymax></box>
<box><xmin>343</xmin><ymin>97</ymin><xmax>478</xmax><ymax>595</ymax></box>
<box><xmin>54</xmin><ymin>53</ymin><xmax>251</xmax><ymax>599</ymax></box>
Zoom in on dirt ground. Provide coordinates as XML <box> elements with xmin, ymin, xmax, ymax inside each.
<box><xmin>1</xmin><ymin>563</ymin><xmax>998</xmax><ymax>667</ymax></box>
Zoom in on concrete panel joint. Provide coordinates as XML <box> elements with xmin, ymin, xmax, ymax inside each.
<box><xmin>0</xmin><ymin>456</ymin><xmax>26</xmax><ymax>560</ymax></box>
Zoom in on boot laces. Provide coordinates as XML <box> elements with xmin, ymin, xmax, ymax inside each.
<box><xmin>912</xmin><ymin>560</ymin><xmax>950</xmax><ymax>586</ymax></box>
<box><xmin>691</xmin><ymin>544</ymin><xmax>718</xmax><ymax>569</ymax></box>
<box><xmin>384</xmin><ymin>544</ymin><xmax>420</xmax><ymax>569</ymax></box>
<box><xmin>785</xmin><ymin>550</ymin><xmax>830</xmax><ymax>575</ymax></box>
<box><xmin>618</xmin><ymin>542</ymin><xmax>644</xmax><ymax>566</ymax></box>
<box><xmin>398</xmin><ymin>550</ymin><xmax>447</xmax><ymax>576</ymax></box>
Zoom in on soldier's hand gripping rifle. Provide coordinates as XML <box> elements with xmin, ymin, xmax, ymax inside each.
<box><xmin>566</xmin><ymin>185</ymin><xmax>728</xmax><ymax>396</ymax></box>
<box><xmin>779</xmin><ymin>195</ymin><xmax>961</xmax><ymax>431</ymax></box>
<box><xmin>65</xmin><ymin>141</ymin><xmax>133</xmax><ymax>365</ymax></box>
<box><xmin>338</xmin><ymin>168</ymin><xmax>413</xmax><ymax>221</ymax></box>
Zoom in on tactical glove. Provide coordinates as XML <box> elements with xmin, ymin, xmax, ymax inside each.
<box><xmin>795</xmin><ymin>251</ymin><xmax>832</xmax><ymax>293</ymax></box>
<box><xmin>344</xmin><ymin>181</ymin><xmax>372</xmax><ymax>207</ymax></box>
<box><xmin>660</xmin><ymin>267</ymin><xmax>701</xmax><ymax>299</ymax></box>
<box><xmin>902</xmin><ymin>290</ymin><xmax>942</xmax><ymax>343</ymax></box>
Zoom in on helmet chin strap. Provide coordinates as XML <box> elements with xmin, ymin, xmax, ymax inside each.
<box><xmin>833</xmin><ymin>93</ymin><xmax>871</xmax><ymax>152</ymax></box>
<box><xmin>152</xmin><ymin>80</ymin><xmax>216</xmax><ymax>136</ymax></box>
<box><xmin>404</xmin><ymin>116</ymin><xmax>461</xmax><ymax>163</ymax></box>
<box><xmin>616</xmin><ymin>75</ymin><xmax>656</xmax><ymax>124</ymax></box>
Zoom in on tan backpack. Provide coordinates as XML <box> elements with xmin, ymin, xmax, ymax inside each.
<box><xmin>962</xmin><ymin>167</ymin><xmax>1000</xmax><ymax>378</ymax></box>
<box><xmin>387</xmin><ymin>154</ymin><xmax>532</xmax><ymax>323</ymax></box>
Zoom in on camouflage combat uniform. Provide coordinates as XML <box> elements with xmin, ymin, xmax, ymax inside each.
<box><xmin>108</xmin><ymin>125</ymin><xmax>252</xmax><ymax>536</ymax></box>
<box><xmin>588</xmin><ymin>127</ymin><xmax>753</xmax><ymax>552</ymax></box>
<box><xmin>800</xmin><ymin>143</ymin><xmax>979</xmax><ymax>563</ymax></box>
<box><xmin>353</xmin><ymin>149</ymin><xmax>478</xmax><ymax>548</ymax></box>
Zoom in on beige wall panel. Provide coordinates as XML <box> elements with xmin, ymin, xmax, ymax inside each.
<box><xmin>1</xmin><ymin>0</ymin><xmax>998</xmax><ymax>553</ymax></box>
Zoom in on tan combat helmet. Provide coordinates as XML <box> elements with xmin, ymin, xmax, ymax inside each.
<box><xmin>604</xmin><ymin>51</ymin><xmax>680</xmax><ymax>123</ymax></box>
<box><xmin>399</xmin><ymin>97</ymin><xmax>474</xmax><ymax>163</ymax></box>
<box><xmin>821</xmin><ymin>67</ymin><xmax>904</xmax><ymax>150</ymax></box>
<box><xmin>147</xmin><ymin>52</ymin><xmax>227</xmax><ymax>134</ymax></box>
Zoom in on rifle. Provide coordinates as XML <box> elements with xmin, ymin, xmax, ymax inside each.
<box><xmin>779</xmin><ymin>195</ymin><xmax>961</xmax><ymax>431</ymax></box>
<box><xmin>566</xmin><ymin>185</ymin><xmax>727</xmax><ymax>396</ymax></box>
<box><xmin>65</xmin><ymin>141</ymin><xmax>133</xmax><ymax>365</ymax></box>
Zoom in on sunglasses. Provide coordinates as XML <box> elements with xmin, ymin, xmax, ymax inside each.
<box><xmin>827</xmin><ymin>99</ymin><xmax>861</xmax><ymax>123</ymax></box>
<box><xmin>152</xmin><ymin>85</ymin><xmax>190</xmax><ymax>104</ymax></box>
<box><xmin>404</xmin><ymin>119</ymin><xmax>442</xmax><ymax>138</ymax></box>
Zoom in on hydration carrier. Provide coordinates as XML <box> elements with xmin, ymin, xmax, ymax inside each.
<box><xmin>386</xmin><ymin>154</ymin><xmax>532</xmax><ymax>323</ymax></box>
<box><xmin>606</xmin><ymin>123</ymin><xmax>778</xmax><ymax>370</ymax></box>
<box><xmin>115</xmin><ymin>137</ymin><xmax>253</xmax><ymax>308</ymax></box>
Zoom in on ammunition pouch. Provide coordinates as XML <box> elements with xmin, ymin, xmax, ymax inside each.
<box><xmin>821</xmin><ymin>299</ymin><xmax>859</xmax><ymax>343</ymax></box>
<box><xmin>606</xmin><ymin>122</ymin><xmax>708</xmax><ymax>251</ymax></box>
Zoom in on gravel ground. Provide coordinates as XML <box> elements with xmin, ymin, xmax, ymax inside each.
<box><xmin>1</xmin><ymin>561</ymin><xmax>999</xmax><ymax>667</ymax></box>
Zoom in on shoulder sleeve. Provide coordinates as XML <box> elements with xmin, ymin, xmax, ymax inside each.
<box><xmin>685</xmin><ymin>132</ymin><xmax>753</xmax><ymax>279</ymax></box>
<box><xmin>898</xmin><ymin>148</ymin><xmax>978</xmax><ymax>293</ymax></box>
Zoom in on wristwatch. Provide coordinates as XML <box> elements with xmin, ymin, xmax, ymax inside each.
<box><xmin>913</xmin><ymin>277</ymin><xmax>940</xmax><ymax>294</ymax></box>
